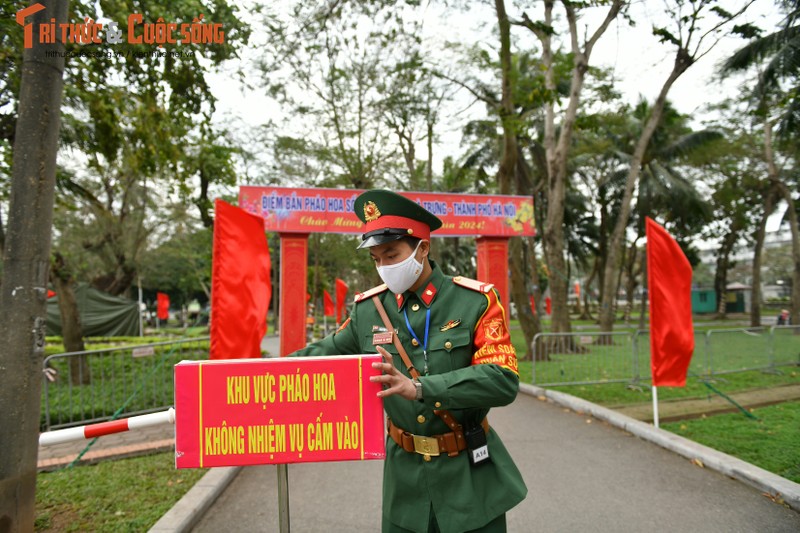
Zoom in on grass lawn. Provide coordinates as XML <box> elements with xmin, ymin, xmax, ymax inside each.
<box><xmin>540</xmin><ymin>368</ymin><xmax>800</xmax><ymax>406</ymax></box>
<box><xmin>35</xmin><ymin>452</ymin><xmax>207</xmax><ymax>532</ymax></box>
<box><xmin>662</xmin><ymin>401</ymin><xmax>800</xmax><ymax>484</ymax></box>
<box><xmin>510</xmin><ymin>320</ymin><xmax>800</xmax><ymax>485</ymax></box>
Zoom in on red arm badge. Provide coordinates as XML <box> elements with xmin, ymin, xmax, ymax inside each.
<box><xmin>471</xmin><ymin>290</ymin><xmax>519</xmax><ymax>375</ymax></box>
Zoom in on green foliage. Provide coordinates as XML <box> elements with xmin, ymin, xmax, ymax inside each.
<box><xmin>259</xmin><ymin>1</ymin><xmax>436</xmax><ymax>189</ymax></box>
<box><xmin>36</xmin><ymin>452</ymin><xmax>208</xmax><ymax>531</ymax></box>
<box><xmin>721</xmin><ymin>0</ymin><xmax>800</xmax><ymax>139</ymax></box>
<box><xmin>139</xmin><ymin>226</ymin><xmax>213</xmax><ymax>303</ymax></box>
<box><xmin>0</xmin><ymin>1</ymin><xmax>253</xmax><ymax>297</ymax></box>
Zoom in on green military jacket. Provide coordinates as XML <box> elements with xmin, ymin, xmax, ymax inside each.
<box><xmin>293</xmin><ymin>262</ymin><xmax>527</xmax><ymax>532</ymax></box>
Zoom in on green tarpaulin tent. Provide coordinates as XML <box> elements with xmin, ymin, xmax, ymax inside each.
<box><xmin>47</xmin><ymin>283</ymin><xmax>140</xmax><ymax>337</ymax></box>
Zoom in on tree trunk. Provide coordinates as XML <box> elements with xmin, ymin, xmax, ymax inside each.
<box><xmin>751</xmin><ymin>188</ymin><xmax>776</xmax><ymax>327</ymax></box>
<box><xmin>539</xmin><ymin>0</ymin><xmax>570</xmax><ymax>338</ymax></box>
<box><xmin>495</xmin><ymin>0</ymin><xmax>539</xmax><ymax>358</ymax></box>
<box><xmin>197</xmin><ymin>167</ymin><xmax>214</xmax><ymax>228</ymax></box>
<box><xmin>623</xmin><ymin>244</ymin><xmax>638</xmax><ymax>324</ymax></box>
<box><xmin>494</xmin><ymin>0</ymin><xmax>517</xmax><ymax>197</ymax></box>
<box><xmin>598</xmin><ymin>47</ymin><xmax>693</xmax><ymax>332</ymax></box>
<box><xmin>638</xmin><ymin>252</ymin><xmax>648</xmax><ymax>330</ymax></box>
<box><xmin>509</xmin><ymin>237</ymin><xmax>538</xmax><ymax>360</ymax></box>
<box><xmin>578</xmin><ymin>257</ymin><xmax>598</xmax><ymax>321</ymax></box>
<box><xmin>763</xmin><ymin>118</ymin><xmax>800</xmax><ymax>326</ymax></box>
<box><xmin>426</xmin><ymin>118</ymin><xmax>434</xmax><ymax>192</ymax></box>
<box><xmin>527</xmin><ymin>0</ymin><xmax>621</xmax><ymax>342</ymax></box>
<box><xmin>713</xmin><ymin>224</ymin><xmax>740</xmax><ymax>319</ymax></box>
<box><xmin>0</xmin><ymin>2</ymin><xmax>68</xmax><ymax>529</ymax></box>
<box><xmin>779</xmin><ymin>187</ymin><xmax>800</xmax><ymax>326</ymax></box>
<box><xmin>50</xmin><ymin>253</ymin><xmax>89</xmax><ymax>385</ymax></box>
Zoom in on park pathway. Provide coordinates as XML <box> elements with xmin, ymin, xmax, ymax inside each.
<box><xmin>190</xmin><ymin>390</ymin><xmax>800</xmax><ymax>533</ymax></box>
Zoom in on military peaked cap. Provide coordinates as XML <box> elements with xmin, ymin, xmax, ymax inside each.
<box><xmin>354</xmin><ymin>189</ymin><xmax>443</xmax><ymax>249</ymax></box>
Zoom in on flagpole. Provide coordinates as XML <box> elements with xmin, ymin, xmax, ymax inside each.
<box><xmin>652</xmin><ymin>385</ymin><xmax>660</xmax><ymax>428</ymax></box>
<box><xmin>138</xmin><ymin>277</ymin><xmax>143</xmax><ymax>337</ymax></box>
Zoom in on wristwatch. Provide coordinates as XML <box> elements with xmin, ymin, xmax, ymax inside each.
<box><xmin>413</xmin><ymin>378</ymin><xmax>423</xmax><ymax>401</ymax></box>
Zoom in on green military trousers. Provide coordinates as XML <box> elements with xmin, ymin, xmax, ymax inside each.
<box><xmin>384</xmin><ymin>506</ymin><xmax>507</xmax><ymax>533</ymax></box>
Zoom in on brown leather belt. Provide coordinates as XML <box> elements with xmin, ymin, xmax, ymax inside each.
<box><xmin>387</xmin><ymin>417</ymin><xmax>489</xmax><ymax>459</ymax></box>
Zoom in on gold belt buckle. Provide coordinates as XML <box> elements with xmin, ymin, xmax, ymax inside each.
<box><xmin>412</xmin><ymin>434</ymin><xmax>440</xmax><ymax>457</ymax></box>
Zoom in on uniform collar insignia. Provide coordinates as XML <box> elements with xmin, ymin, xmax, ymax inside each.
<box><xmin>440</xmin><ymin>319</ymin><xmax>461</xmax><ymax>332</ymax></box>
<box><xmin>420</xmin><ymin>282</ymin><xmax>437</xmax><ymax>306</ymax></box>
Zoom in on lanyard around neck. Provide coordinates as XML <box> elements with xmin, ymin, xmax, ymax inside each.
<box><xmin>403</xmin><ymin>306</ymin><xmax>431</xmax><ymax>375</ymax></box>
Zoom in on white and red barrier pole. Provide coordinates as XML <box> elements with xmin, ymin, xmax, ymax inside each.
<box><xmin>39</xmin><ymin>408</ymin><xmax>175</xmax><ymax>447</ymax></box>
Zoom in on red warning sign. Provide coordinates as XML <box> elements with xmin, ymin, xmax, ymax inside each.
<box><xmin>174</xmin><ymin>355</ymin><xmax>385</xmax><ymax>468</ymax></box>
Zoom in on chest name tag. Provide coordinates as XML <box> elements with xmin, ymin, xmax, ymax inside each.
<box><xmin>372</xmin><ymin>332</ymin><xmax>393</xmax><ymax>345</ymax></box>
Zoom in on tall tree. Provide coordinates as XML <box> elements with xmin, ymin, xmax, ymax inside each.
<box><xmin>258</xmin><ymin>1</ymin><xmax>425</xmax><ymax>189</ymax></box>
<box><xmin>597</xmin><ymin>0</ymin><xmax>753</xmax><ymax>332</ymax></box>
<box><xmin>721</xmin><ymin>0</ymin><xmax>800</xmax><ymax>325</ymax></box>
<box><xmin>611</xmin><ymin>100</ymin><xmax>717</xmax><ymax>320</ymax></box>
<box><xmin>437</xmin><ymin>45</ymin><xmax>558</xmax><ymax>357</ymax></box>
<box><xmin>0</xmin><ymin>1</ymin><xmax>68</xmax><ymax>529</ymax></box>
<box><xmin>513</xmin><ymin>0</ymin><xmax>624</xmax><ymax>343</ymax></box>
<box><xmin>699</xmin><ymin>100</ymin><xmax>766</xmax><ymax>319</ymax></box>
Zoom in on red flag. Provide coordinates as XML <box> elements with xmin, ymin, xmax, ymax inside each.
<box><xmin>646</xmin><ymin>217</ymin><xmax>694</xmax><ymax>386</ymax></box>
<box><xmin>323</xmin><ymin>290</ymin><xmax>335</xmax><ymax>317</ymax></box>
<box><xmin>210</xmin><ymin>199</ymin><xmax>272</xmax><ymax>359</ymax></box>
<box><xmin>157</xmin><ymin>292</ymin><xmax>170</xmax><ymax>320</ymax></box>
<box><xmin>335</xmin><ymin>278</ymin><xmax>348</xmax><ymax>324</ymax></box>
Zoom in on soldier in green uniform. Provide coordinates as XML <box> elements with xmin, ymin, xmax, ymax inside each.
<box><xmin>292</xmin><ymin>190</ymin><xmax>527</xmax><ymax>533</ymax></box>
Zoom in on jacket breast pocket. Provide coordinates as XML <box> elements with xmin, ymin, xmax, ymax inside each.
<box><xmin>427</xmin><ymin>328</ymin><xmax>472</xmax><ymax>373</ymax></box>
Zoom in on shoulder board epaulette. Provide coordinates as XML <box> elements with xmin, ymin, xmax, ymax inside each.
<box><xmin>354</xmin><ymin>284</ymin><xmax>389</xmax><ymax>303</ymax></box>
<box><xmin>452</xmin><ymin>276</ymin><xmax>494</xmax><ymax>293</ymax></box>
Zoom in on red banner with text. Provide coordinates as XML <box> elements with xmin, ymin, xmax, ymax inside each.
<box><xmin>238</xmin><ymin>186</ymin><xmax>535</xmax><ymax>237</ymax></box>
<box><xmin>174</xmin><ymin>355</ymin><xmax>385</xmax><ymax>468</ymax></box>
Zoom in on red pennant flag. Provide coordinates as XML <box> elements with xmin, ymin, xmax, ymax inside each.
<box><xmin>157</xmin><ymin>292</ymin><xmax>170</xmax><ymax>320</ymax></box>
<box><xmin>210</xmin><ymin>199</ymin><xmax>272</xmax><ymax>359</ymax></box>
<box><xmin>335</xmin><ymin>278</ymin><xmax>348</xmax><ymax>324</ymax></box>
<box><xmin>646</xmin><ymin>217</ymin><xmax>694</xmax><ymax>386</ymax></box>
<box><xmin>323</xmin><ymin>290</ymin><xmax>335</xmax><ymax>317</ymax></box>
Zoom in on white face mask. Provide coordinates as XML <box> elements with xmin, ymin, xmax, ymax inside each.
<box><xmin>377</xmin><ymin>241</ymin><xmax>424</xmax><ymax>294</ymax></box>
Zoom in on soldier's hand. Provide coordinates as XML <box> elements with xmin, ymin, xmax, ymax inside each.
<box><xmin>370</xmin><ymin>346</ymin><xmax>416</xmax><ymax>401</ymax></box>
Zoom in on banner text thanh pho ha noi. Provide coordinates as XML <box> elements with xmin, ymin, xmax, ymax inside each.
<box><xmin>175</xmin><ymin>355</ymin><xmax>385</xmax><ymax>468</ymax></box>
<box><xmin>238</xmin><ymin>186</ymin><xmax>535</xmax><ymax>236</ymax></box>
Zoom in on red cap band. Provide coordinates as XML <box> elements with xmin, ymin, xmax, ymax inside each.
<box><xmin>364</xmin><ymin>215</ymin><xmax>430</xmax><ymax>240</ymax></box>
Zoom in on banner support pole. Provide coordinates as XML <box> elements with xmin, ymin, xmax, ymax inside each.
<box><xmin>652</xmin><ymin>385</ymin><xmax>660</xmax><ymax>428</ymax></box>
<box><xmin>277</xmin><ymin>463</ymin><xmax>290</xmax><ymax>532</ymax></box>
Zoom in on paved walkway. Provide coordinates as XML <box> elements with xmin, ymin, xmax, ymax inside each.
<box><xmin>187</xmin><ymin>390</ymin><xmax>800</xmax><ymax>532</ymax></box>
<box><xmin>37</xmin><ymin>334</ymin><xmax>800</xmax><ymax>531</ymax></box>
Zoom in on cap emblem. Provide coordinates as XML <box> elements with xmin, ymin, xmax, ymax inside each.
<box><xmin>364</xmin><ymin>201</ymin><xmax>381</xmax><ymax>222</ymax></box>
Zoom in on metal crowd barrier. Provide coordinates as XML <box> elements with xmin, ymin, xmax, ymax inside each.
<box><xmin>42</xmin><ymin>337</ymin><xmax>209</xmax><ymax>431</ymax></box>
<box><xmin>531</xmin><ymin>326</ymin><xmax>800</xmax><ymax>386</ymax></box>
